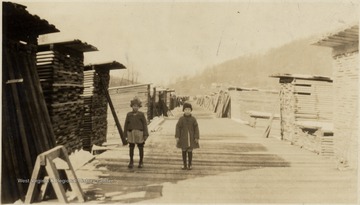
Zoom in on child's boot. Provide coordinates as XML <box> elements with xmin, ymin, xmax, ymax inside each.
<box><xmin>188</xmin><ymin>151</ymin><xmax>193</xmax><ymax>170</ymax></box>
<box><xmin>138</xmin><ymin>146</ymin><xmax>144</xmax><ymax>168</ymax></box>
<box><xmin>182</xmin><ymin>151</ymin><xmax>187</xmax><ymax>170</ymax></box>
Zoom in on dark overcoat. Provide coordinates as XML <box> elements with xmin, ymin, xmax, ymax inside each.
<box><xmin>175</xmin><ymin>114</ymin><xmax>200</xmax><ymax>149</ymax></box>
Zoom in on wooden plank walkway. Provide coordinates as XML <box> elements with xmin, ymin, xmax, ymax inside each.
<box><xmin>75</xmin><ymin>102</ymin><xmax>358</xmax><ymax>204</ymax></box>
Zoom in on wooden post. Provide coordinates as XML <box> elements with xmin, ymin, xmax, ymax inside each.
<box><xmin>99</xmin><ymin>76</ymin><xmax>127</xmax><ymax>145</ymax></box>
<box><xmin>153</xmin><ymin>87</ymin><xmax>158</xmax><ymax>117</ymax></box>
<box><xmin>147</xmin><ymin>84</ymin><xmax>151</xmax><ymax>122</ymax></box>
<box><xmin>263</xmin><ymin>113</ymin><xmax>275</xmax><ymax>138</ymax></box>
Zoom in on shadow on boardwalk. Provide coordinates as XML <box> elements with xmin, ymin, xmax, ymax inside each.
<box><xmin>77</xmin><ymin>102</ymin><xmax>357</xmax><ymax>204</ymax></box>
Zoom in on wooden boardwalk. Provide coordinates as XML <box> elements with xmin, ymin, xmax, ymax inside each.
<box><xmin>76</xmin><ymin>102</ymin><xmax>358</xmax><ymax>204</ymax></box>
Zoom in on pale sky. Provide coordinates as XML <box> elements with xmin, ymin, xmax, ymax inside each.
<box><xmin>13</xmin><ymin>0</ymin><xmax>359</xmax><ymax>86</ymax></box>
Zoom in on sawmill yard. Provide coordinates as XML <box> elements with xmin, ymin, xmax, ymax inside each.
<box><xmin>70</xmin><ymin>103</ymin><xmax>358</xmax><ymax>204</ymax></box>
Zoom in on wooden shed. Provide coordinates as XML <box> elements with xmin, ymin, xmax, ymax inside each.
<box><xmin>82</xmin><ymin>61</ymin><xmax>126</xmax><ymax>151</ymax></box>
<box><xmin>270</xmin><ymin>74</ymin><xmax>333</xmax><ymax>155</ymax></box>
<box><xmin>107</xmin><ymin>84</ymin><xmax>151</xmax><ymax>139</ymax></box>
<box><xmin>36</xmin><ymin>40</ymin><xmax>98</xmax><ymax>154</ymax></box>
<box><xmin>2</xmin><ymin>2</ymin><xmax>59</xmax><ymax>203</ymax></box>
<box><xmin>313</xmin><ymin>24</ymin><xmax>359</xmax><ymax>169</ymax></box>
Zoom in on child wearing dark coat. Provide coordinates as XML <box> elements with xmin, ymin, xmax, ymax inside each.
<box><xmin>175</xmin><ymin>102</ymin><xmax>200</xmax><ymax>170</ymax></box>
<box><xmin>124</xmin><ymin>97</ymin><xmax>149</xmax><ymax>169</ymax></box>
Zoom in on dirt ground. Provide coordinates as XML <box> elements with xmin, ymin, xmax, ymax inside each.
<box><xmin>73</xmin><ymin>101</ymin><xmax>358</xmax><ymax>204</ymax></box>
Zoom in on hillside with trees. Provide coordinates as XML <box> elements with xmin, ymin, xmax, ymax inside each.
<box><xmin>169</xmin><ymin>35</ymin><xmax>333</xmax><ymax>96</ymax></box>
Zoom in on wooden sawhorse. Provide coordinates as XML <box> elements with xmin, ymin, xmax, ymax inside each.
<box><xmin>25</xmin><ymin>145</ymin><xmax>85</xmax><ymax>203</ymax></box>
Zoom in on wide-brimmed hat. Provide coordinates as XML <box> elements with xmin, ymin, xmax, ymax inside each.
<box><xmin>182</xmin><ymin>102</ymin><xmax>192</xmax><ymax>111</ymax></box>
<box><xmin>130</xmin><ymin>97</ymin><xmax>142</xmax><ymax>107</ymax></box>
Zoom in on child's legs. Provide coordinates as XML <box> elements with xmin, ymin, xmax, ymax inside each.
<box><xmin>181</xmin><ymin>150</ymin><xmax>187</xmax><ymax>165</ymax></box>
<box><xmin>137</xmin><ymin>143</ymin><xmax>144</xmax><ymax>162</ymax></box>
<box><xmin>181</xmin><ymin>148</ymin><xmax>193</xmax><ymax>166</ymax></box>
<box><xmin>187</xmin><ymin>149</ymin><xmax>193</xmax><ymax>165</ymax></box>
<box><xmin>129</xmin><ymin>143</ymin><xmax>135</xmax><ymax>162</ymax></box>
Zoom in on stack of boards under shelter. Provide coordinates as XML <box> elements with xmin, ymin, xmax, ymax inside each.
<box><xmin>2</xmin><ymin>2</ymin><xmax>60</xmax><ymax>203</ymax></box>
<box><xmin>36</xmin><ymin>40</ymin><xmax>98</xmax><ymax>153</ymax></box>
<box><xmin>81</xmin><ymin>62</ymin><xmax>126</xmax><ymax>151</ymax></box>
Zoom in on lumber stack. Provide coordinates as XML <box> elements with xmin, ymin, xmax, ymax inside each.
<box><xmin>36</xmin><ymin>49</ymin><xmax>85</xmax><ymax>153</ymax></box>
<box><xmin>321</xmin><ymin>131</ymin><xmax>335</xmax><ymax>156</ymax></box>
<box><xmin>292</xmin><ymin>79</ymin><xmax>334</xmax><ymax>154</ymax></box>
<box><xmin>3</xmin><ymin>41</ymin><xmax>58</xmax><ymax>204</ymax></box>
<box><xmin>81</xmin><ymin>69</ymin><xmax>96</xmax><ymax>150</ymax></box>
<box><xmin>279</xmin><ymin>81</ymin><xmax>295</xmax><ymax>141</ymax></box>
<box><xmin>271</xmin><ymin>74</ymin><xmax>334</xmax><ymax>155</ymax></box>
<box><xmin>81</xmin><ymin>62</ymin><xmax>126</xmax><ymax>149</ymax></box>
<box><xmin>81</xmin><ymin>69</ymin><xmax>108</xmax><ymax>150</ymax></box>
<box><xmin>332</xmin><ymin>52</ymin><xmax>359</xmax><ymax>167</ymax></box>
<box><xmin>2</xmin><ymin>2</ymin><xmax>59</xmax><ymax>203</ymax></box>
<box><xmin>293</xmin><ymin>79</ymin><xmax>333</xmax><ymax>122</ymax></box>
<box><xmin>92</xmin><ymin>70</ymin><xmax>109</xmax><ymax>146</ymax></box>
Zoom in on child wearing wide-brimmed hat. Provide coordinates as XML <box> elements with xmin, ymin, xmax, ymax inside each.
<box><xmin>175</xmin><ymin>102</ymin><xmax>200</xmax><ymax>170</ymax></box>
<box><xmin>124</xmin><ymin>97</ymin><xmax>149</xmax><ymax>169</ymax></box>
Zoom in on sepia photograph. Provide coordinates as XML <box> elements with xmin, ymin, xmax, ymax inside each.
<box><xmin>2</xmin><ymin>0</ymin><xmax>359</xmax><ymax>204</ymax></box>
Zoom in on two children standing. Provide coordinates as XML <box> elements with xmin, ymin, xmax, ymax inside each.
<box><xmin>124</xmin><ymin>97</ymin><xmax>200</xmax><ymax>170</ymax></box>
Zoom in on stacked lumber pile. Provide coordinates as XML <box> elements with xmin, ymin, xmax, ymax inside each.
<box><xmin>81</xmin><ymin>62</ymin><xmax>126</xmax><ymax>149</ymax></box>
<box><xmin>314</xmin><ymin>25</ymin><xmax>358</xmax><ymax>168</ymax></box>
<box><xmin>92</xmin><ymin>69</ymin><xmax>109</xmax><ymax>146</ymax></box>
<box><xmin>333</xmin><ymin>52</ymin><xmax>359</xmax><ymax>165</ymax></box>
<box><xmin>2</xmin><ymin>2</ymin><xmax>59</xmax><ymax>203</ymax></box>
<box><xmin>36</xmin><ymin>50</ymin><xmax>84</xmax><ymax>153</ymax></box>
<box><xmin>278</xmin><ymin>80</ymin><xmax>295</xmax><ymax>141</ymax></box>
<box><xmin>293</xmin><ymin>79</ymin><xmax>333</xmax><ymax>155</ymax></box>
<box><xmin>81</xmin><ymin>68</ymin><xmax>108</xmax><ymax>149</ymax></box>
<box><xmin>81</xmin><ymin>69</ymin><xmax>96</xmax><ymax>150</ymax></box>
<box><xmin>294</xmin><ymin>121</ymin><xmax>334</xmax><ymax>156</ymax></box>
<box><xmin>271</xmin><ymin>74</ymin><xmax>334</xmax><ymax>155</ymax></box>
<box><xmin>36</xmin><ymin>40</ymin><xmax>97</xmax><ymax>154</ymax></box>
<box><xmin>293</xmin><ymin>79</ymin><xmax>333</xmax><ymax>122</ymax></box>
